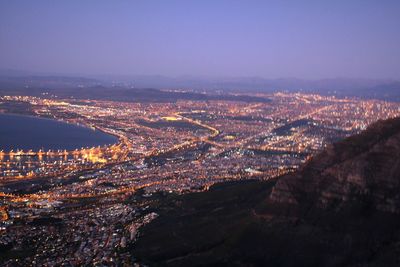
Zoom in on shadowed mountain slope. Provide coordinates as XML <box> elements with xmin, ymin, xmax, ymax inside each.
<box><xmin>134</xmin><ymin>117</ymin><xmax>400</xmax><ymax>267</ymax></box>
<box><xmin>271</xmin><ymin>117</ymin><xmax>400</xmax><ymax>212</ymax></box>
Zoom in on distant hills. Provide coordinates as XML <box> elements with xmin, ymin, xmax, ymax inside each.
<box><xmin>134</xmin><ymin>117</ymin><xmax>400</xmax><ymax>266</ymax></box>
<box><xmin>88</xmin><ymin>75</ymin><xmax>400</xmax><ymax>101</ymax></box>
<box><xmin>1</xmin><ymin>70</ymin><xmax>400</xmax><ymax>101</ymax></box>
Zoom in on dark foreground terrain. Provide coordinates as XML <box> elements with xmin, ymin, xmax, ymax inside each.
<box><xmin>134</xmin><ymin>117</ymin><xmax>400</xmax><ymax>266</ymax></box>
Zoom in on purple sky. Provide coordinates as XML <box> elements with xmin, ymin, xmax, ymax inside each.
<box><xmin>1</xmin><ymin>1</ymin><xmax>400</xmax><ymax>79</ymax></box>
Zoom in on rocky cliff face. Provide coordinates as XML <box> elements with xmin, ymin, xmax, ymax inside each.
<box><xmin>270</xmin><ymin>117</ymin><xmax>400</xmax><ymax>213</ymax></box>
<box><xmin>134</xmin><ymin>117</ymin><xmax>400</xmax><ymax>266</ymax></box>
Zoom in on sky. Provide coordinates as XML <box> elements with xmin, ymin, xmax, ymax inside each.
<box><xmin>1</xmin><ymin>1</ymin><xmax>400</xmax><ymax>79</ymax></box>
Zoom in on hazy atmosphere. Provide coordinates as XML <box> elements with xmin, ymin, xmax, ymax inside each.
<box><xmin>3</xmin><ymin>2</ymin><xmax>400</xmax><ymax>266</ymax></box>
<box><xmin>1</xmin><ymin>0</ymin><xmax>400</xmax><ymax>79</ymax></box>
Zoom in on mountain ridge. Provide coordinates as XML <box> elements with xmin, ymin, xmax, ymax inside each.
<box><xmin>134</xmin><ymin>117</ymin><xmax>400</xmax><ymax>266</ymax></box>
<box><xmin>1</xmin><ymin>71</ymin><xmax>400</xmax><ymax>101</ymax></box>
<box><xmin>270</xmin><ymin>117</ymin><xmax>400</xmax><ymax>213</ymax></box>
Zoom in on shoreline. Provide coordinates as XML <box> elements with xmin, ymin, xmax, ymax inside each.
<box><xmin>0</xmin><ymin>112</ymin><xmax>121</xmax><ymax>153</ymax></box>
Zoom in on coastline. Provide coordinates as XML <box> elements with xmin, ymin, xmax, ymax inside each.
<box><xmin>0</xmin><ymin>112</ymin><xmax>120</xmax><ymax>152</ymax></box>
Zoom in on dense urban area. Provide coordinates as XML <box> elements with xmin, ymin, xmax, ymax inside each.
<box><xmin>1</xmin><ymin>91</ymin><xmax>400</xmax><ymax>266</ymax></box>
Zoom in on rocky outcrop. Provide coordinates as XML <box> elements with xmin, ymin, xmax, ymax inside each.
<box><xmin>134</xmin><ymin>117</ymin><xmax>400</xmax><ymax>266</ymax></box>
<box><xmin>270</xmin><ymin>117</ymin><xmax>400</xmax><ymax>213</ymax></box>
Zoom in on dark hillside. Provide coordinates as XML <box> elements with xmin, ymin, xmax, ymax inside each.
<box><xmin>134</xmin><ymin>117</ymin><xmax>400</xmax><ymax>266</ymax></box>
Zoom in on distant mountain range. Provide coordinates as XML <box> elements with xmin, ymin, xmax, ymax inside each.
<box><xmin>0</xmin><ymin>77</ymin><xmax>271</xmax><ymax>104</ymax></box>
<box><xmin>1</xmin><ymin>69</ymin><xmax>400</xmax><ymax>101</ymax></box>
<box><xmin>134</xmin><ymin>117</ymin><xmax>400</xmax><ymax>266</ymax></box>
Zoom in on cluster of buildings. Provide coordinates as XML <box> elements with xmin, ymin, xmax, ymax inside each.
<box><xmin>0</xmin><ymin>92</ymin><xmax>400</xmax><ymax>264</ymax></box>
<box><xmin>1</xmin><ymin>199</ymin><xmax>158</xmax><ymax>266</ymax></box>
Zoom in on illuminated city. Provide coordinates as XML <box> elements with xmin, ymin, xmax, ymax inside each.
<box><xmin>2</xmin><ymin>1</ymin><xmax>400</xmax><ymax>266</ymax></box>
<box><xmin>1</xmin><ymin>91</ymin><xmax>400</xmax><ymax>265</ymax></box>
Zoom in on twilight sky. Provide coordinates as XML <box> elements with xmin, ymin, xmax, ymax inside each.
<box><xmin>1</xmin><ymin>1</ymin><xmax>400</xmax><ymax>79</ymax></box>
